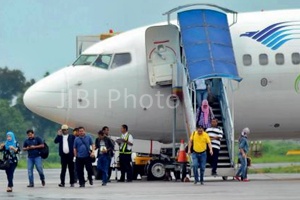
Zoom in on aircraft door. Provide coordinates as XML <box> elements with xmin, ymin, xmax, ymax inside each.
<box><xmin>145</xmin><ymin>25</ymin><xmax>180</xmax><ymax>86</ymax></box>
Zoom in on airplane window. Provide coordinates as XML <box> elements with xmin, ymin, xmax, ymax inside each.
<box><xmin>259</xmin><ymin>54</ymin><xmax>268</xmax><ymax>66</ymax></box>
<box><xmin>92</xmin><ymin>54</ymin><xmax>112</xmax><ymax>69</ymax></box>
<box><xmin>243</xmin><ymin>54</ymin><xmax>252</xmax><ymax>66</ymax></box>
<box><xmin>73</xmin><ymin>55</ymin><xmax>98</xmax><ymax>66</ymax></box>
<box><xmin>111</xmin><ymin>53</ymin><xmax>131</xmax><ymax>68</ymax></box>
<box><xmin>275</xmin><ymin>53</ymin><xmax>284</xmax><ymax>65</ymax></box>
<box><xmin>292</xmin><ymin>53</ymin><xmax>300</xmax><ymax>65</ymax></box>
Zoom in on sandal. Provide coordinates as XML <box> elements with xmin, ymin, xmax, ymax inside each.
<box><xmin>6</xmin><ymin>187</ymin><xmax>12</xmax><ymax>192</ymax></box>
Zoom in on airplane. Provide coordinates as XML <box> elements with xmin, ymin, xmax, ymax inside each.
<box><xmin>23</xmin><ymin>4</ymin><xmax>300</xmax><ymax>145</ymax></box>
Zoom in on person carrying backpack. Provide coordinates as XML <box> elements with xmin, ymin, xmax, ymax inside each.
<box><xmin>23</xmin><ymin>129</ymin><xmax>46</xmax><ymax>187</ymax></box>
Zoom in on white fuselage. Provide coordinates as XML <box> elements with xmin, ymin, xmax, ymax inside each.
<box><xmin>24</xmin><ymin>9</ymin><xmax>300</xmax><ymax>142</ymax></box>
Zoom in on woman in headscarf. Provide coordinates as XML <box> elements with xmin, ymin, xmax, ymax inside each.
<box><xmin>197</xmin><ymin>99</ymin><xmax>215</xmax><ymax>129</ymax></box>
<box><xmin>0</xmin><ymin>131</ymin><xmax>20</xmax><ymax>192</ymax></box>
<box><xmin>234</xmin><ymin>127</ymin><xmax>250</xmax><ymax>182</ymax></box>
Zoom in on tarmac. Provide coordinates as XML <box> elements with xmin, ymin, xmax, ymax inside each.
<box><xmin>0</xmin><ymin>169</ymin><xmax>299</xmax><ymax>200</ymax></box>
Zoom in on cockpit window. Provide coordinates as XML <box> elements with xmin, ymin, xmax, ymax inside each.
<box><xmin>73</xmin><ymin>53</ymin><xmax>130</xmax><ymax>70</ymax></box>
<box><xmin>72</xmin><ymin>54</ymin><xmax>112</xmax><ymax>69</ymax></box>
<box><xmin>111</xmin><ymin>53</ymin><xmax>131</xmax><ymax>68</ymax></box>
<box><xmin>92</xmin><ymin>54</ymin><xmax>112</xmax><ymax>69</ymax></box>
<box><xmin>73</xmin><ymin>55</ymin><xmax>98</xmax><ymax>66</ymax></box>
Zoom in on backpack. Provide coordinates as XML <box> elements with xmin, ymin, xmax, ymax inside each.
<box><xmin>40</xmin><ymin>141</ymin><xmax>49</xmax><ymax>159</ymax></box>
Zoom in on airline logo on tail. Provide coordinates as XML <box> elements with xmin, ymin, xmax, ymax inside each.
<box><xmin>240</xmin><ymin>21</ymin><xmax>300</xmax><ymax>50</ymax></box>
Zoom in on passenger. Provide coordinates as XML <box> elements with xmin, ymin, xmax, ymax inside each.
<box><xmin>73</xmin><ymin>127</ymin><xmax>88</xmax><ymax>183</ymax></box>
<box><xmin>0</xmin><ymin>131</ymin><xmax>20</xmax><ymax>192</ymax></box>
<box><xmin>188</xmin><ymin>125</ymin><xmax>213</xmax><ymax>185</ymax></box>
<box><xmin>23</xmin><ymin>129</ymin><xmax>46</xmax><ymax>187</ymax></box>
<box><xmin>116</xmin><ymin>124</ymin><xmax>133</xmax><ymax>182</ymax></box>
<box><xmin>234</xmin><ymin>127</ymin><xmax>250</xmax><ymax>182</ymax></box>
<box><xmin>194</xmin><ymin>79</ymin><xmax>212</xmax><ymax>107</ymax></box>
<box><xmin>95</xmin><ymin>130</ymin><xmax>114</xmax><ymax>186</ymax></box>
<box><xmin>197</xmin><ymin>99</ymin><xmax>214</xmax><ymax>129</ymax></box>
<box><xmin>102</xmin><ymin>126</ymin><xmax>115</xmax><ymax>182</ymax></box>
<box><xmin>206</xmin><ymin>118</ymin><xmax>223</xmax><ymax>176</ymax></box>
<box><xmin>208</xmin><ymin>78</ymin><xmax>219</xmax><ymax>103</ymax></box>
<box><xmin>54</xmin><ymin>124</ymin><xmax>76</xmax><ymax>187</ymax></box>
<box><xmin>73</xmin><ymin>126</ymin><xmax>95</xmax><ymax>187</ymax></box>
<box><xmin>73</xmin><ymin>128</ymin><xmax>79</xmax><ymax>137</ymax></box>
<box><xmin>72</xmin><ymin>128</ymin><xmax>79</xmax><ymax>183</ymax></box>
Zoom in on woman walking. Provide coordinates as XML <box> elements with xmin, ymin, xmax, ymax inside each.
<box><xmin>0</xmin><ymin>131</ymin><xmax>20</xmax><ymax>192</ymax></box>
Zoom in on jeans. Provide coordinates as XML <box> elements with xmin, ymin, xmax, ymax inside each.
<box><xmin>97</xmin><ymin>154</ymin><xmax>110</xmax><ymax>184</ymax></box>
<box><xmin>236</xmin><ymin>155</ymin><xmax>247</xmax><ymax>179</ymax></box>
<box><xmin>27</xmin><ymin>156</ymin><xmax>45</xmax><ymax>185</ymax></box>
<box><xmin>6</xmin><ymin>162</ymin><xmax>17</xmax><ymax>187</ymax></box>
<box><xmin>196</xmin><ymin>89</ymin><xmax>208</xmax><ymax>107</ymax></box>
<box><xmin>192</xmin><ymin>152</ymin><xmax>207</xmax><ymax>183</ymax></box>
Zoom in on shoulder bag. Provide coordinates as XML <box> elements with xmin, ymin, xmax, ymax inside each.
<box><xmin>0</xmin><ymin>158</ymin><xmax>10</xmax><ymax>170</ymax></box>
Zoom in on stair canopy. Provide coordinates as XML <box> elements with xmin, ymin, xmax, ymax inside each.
<box><xmin>178</xmin><ymin>9</ymin><xmax>242</xmax><ymax>82</ymax></box>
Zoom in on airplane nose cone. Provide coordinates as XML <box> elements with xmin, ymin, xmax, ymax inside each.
<box><xmin>23</xmin><ymin>68</ymin><xmax>69</xmax><ymax>123</ymax></box>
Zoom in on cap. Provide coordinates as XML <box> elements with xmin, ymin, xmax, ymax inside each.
<box><xmin>61</xmin><ymin>124</ymin><xmax>69</xmax><ymax>130</ymax></box>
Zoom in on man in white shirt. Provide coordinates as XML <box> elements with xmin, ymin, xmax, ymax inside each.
<box><xmin>116</xmin><ymin>124</ymin><xmax>133</xmax><ymax>182</ymax></box>
<box><xmin>54</xmin><ymin>124</ymin><xmax>76</xmax><ymax>187</ymax></box>
<box><xmin>205</xmin><ymin>118</ymin><xmax>223</xmax><ymax>176</ymax></box>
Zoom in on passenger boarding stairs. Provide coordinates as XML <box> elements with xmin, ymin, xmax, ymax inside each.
<box><xmin>165</xmin><ymin>4</ymin><xmax>242</xmax><ymax>178</ymax></box>
<box><xmin>206</xmin><ymin>79</ymin><xmax>234</xmax><ymax>170</ymax></box>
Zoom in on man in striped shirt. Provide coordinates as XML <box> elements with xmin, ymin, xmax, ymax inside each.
<box><xmin>206</xmin><ymin>118</ymin><xmax>223</xmax><ymax>176</ymax></box>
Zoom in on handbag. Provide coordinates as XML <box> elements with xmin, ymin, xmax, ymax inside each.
<box><xmin>0</xmin><ymin>159</ymin><xmax>10</xmax><ymax>170</ymax></box>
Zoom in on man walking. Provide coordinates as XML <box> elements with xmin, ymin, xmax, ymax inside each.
<box><xmin>206</xmin><ymin>118</ymin><xmax>223</xmax><ymax>176</ymax></box>
<box><xmin>54</xmin><ymin>124</ymin><xmax>76</xmax><ymax>187</ymax></box>
<box><xmin>23</xmin><ymin>130</ymin><xmax>46</xmax><ymax>187</ymax></box>
<box><xmin>188</xmin><ymin>125</ymin><xmax>213</xmax><ymax>185</ymax></box>
<box><xmin>72</xmin><ymin>128</ymin><xmax>79</xmax><ymax>183</ymax></box>
<box><xmin>102</xmin><ymin>126</ymin><xmax>115</xmax><ymax>181</ymax></box>
<box><xmin>73</xmin><ymin>127</ymin><xmax>94</xmax><ymax>187</ymax></box>
<box><xmin>95</xmin><ymin>130</ymin><xmax>114</xmax><ymax>186</ymax></box>
<box><xmin>235</xmin><ymin>127</ymin><xmax>250</xmax><ymax>182</ymax></box>
<box><xmin>116</xmin><ymin>124</ymin><xmax>133</xmax><ymax>182</ymax></box>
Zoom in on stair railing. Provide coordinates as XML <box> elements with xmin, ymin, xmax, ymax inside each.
<box><xmin>177</xmin><ymin>60</ymin><xmax>196</xmax><ymax>139</ymax></box>
<box><xmin>219</xmin><ymin>78</ymin><xmax>235</xmax><ymax>166</ymax></box>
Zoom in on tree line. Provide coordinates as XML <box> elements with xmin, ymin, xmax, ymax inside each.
<box><xmin>0</xmin><ymin>67</ymin><xmax>60</xmax><ymax>162</ymax></box>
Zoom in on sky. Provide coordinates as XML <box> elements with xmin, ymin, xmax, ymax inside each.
<box><xmin>1</xmin><ymin>0</ymin><xmax>300</xmax><ymax>81</ymax></box>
